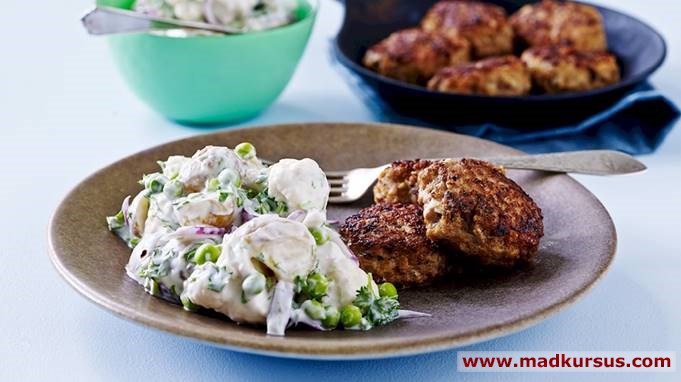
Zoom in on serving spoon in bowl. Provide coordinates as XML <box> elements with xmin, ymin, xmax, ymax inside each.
<box><xmin>81</xmin><ymin>6</ymin><xmax>243</xmax><ymax>35</ymax></box>
<box><xmin>313</xmin><ymin>150</ymin><xmax>646</xmax><ymax>204</ymax></box>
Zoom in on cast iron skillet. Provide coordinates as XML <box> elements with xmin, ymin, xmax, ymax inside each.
<box><xmin>334</xmin><ymin>0</ymin><xmax>667</xmax><ymax>128</ymax></box>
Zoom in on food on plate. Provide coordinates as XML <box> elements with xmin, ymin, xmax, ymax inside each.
<box><xmin>374</xmin><ymin>159</ymin><xmax>433</xmax><ymax>205</ymax></box>
<box><xmin>510</xmin><ymin>0</ymin><xmax>607</xmax><ymax>52</ymax></box>
<box><xmin>370</xmin><ymin>158</ymin><xmax>544</xmax><ymax>269</ymax></box>
<box><xmin>427</xmin><ymin>55</ymin><xmax>532</xmax><ymax>96</ymax></box>
<box><xmin>133</xmin><ymin>0</ymin><xmax>299</xmax><ymax>32</ymax></box>
<box><xmin>417</xmin><ymin>159</ymin><xmax>544</xmax><ymax>267</ymax></box>
<box><xmin>521</xmin><ymin>45</ymin><xmax>620</xmax><ymax>93</ymax></box>
<box><xmin>107</xmin><ymin>143</ymin><xmax>426</xmax><ymax>335</ymax></box>
<box><xmin>421</xmin><ymin>0</ymin><xmax>514</xmax><ymax>58</ymax></box>
<box><xmin>340</xmin><ymin>203</ymin><xmax>448</xmax><ymax>287</ymax></box>
<box><xmin>362</xmin><ymin>28</ymin><xmax>470</xmax><ymax>85</ymax></box>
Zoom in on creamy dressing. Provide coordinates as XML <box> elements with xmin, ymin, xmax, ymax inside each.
<box><xmin>144</xmin><ymin>193</ymin><xmax>179</xmax><ymax>235</ymax></box>
<box><xmin>109</xmin><ymin>143</ymin><xmax>412</xmax><ymax>336</ymax></box>
<box><xmin>126</xmin><ymin>230</ymin><xmax>219</xmax><ymax>298</ymax></box>
<box><xmin>222</xmin><ymin>215</ymin><xmax>316</xmax><ymax>282</ymax></box>
<box><xmin>183</xmin><ymin>215</ymin><xmax>315</xmax><ymax>324</ymax></box>
<box><xmin>134</xmin><ymin>0</ymin><xmax>298</xmax><ymax>32</ymax></box>
<box><xmin>316</xmin><ymin>237</ymin><xmax>374</xmax><ymax>308</ymax></box>
<box><xmin>162</xmin><ymin>155</ymin><xmax>190</xmax><ymax>179</ymax></box>
<box><xmin>178</xmin><ymin>145</ymin><xmax>265</xmax><ymax>192</ymax></box>
<box><xmin>183</xmin><ymin>262</ymin><xmax>272</xmax><ymax>323</ymax></box>
<box><xmin>267</xmin><ymin>158</ymin><xmax>329</xmax><ymax>212</ymax></box>
<box><xmin>173</xmin><ymin>191</ymin><xmax>240</xmax><ymax>228</ymax></box>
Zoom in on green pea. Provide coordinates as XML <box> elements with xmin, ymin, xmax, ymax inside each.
<box><xmin>321</xmin><ymin>306</ymin><xmax>340</xmax><ymax>329</ymax></box>
<box><xmin>378</xmin><ymin>282</ymin><xmax>398</xmax><ymax>298</ymax></box>
<box><xmin>144</xmin><ymin>174</ymin><xmax>166</xmax><ymax>194</ymax></box>
<box><xmin>306</xmin><ymin>273</ymin><xmax>328</xmax><ymax>299</ymax></box>
<box><xmin>107</xmin><ymin>211</ymin><xmax>125</xmax><ymax>231</ymax></box>
<box><xmin>303</xmin><ymin>300</ymin><xmax>325</xmax><ymax>320</ymax></box>
<box><xmin>145</xmin><ymin>278</ymin><xmax>160</xmax><ymax>296</ymax></box>
<box><xmin>242</xmin><ymin>273</ymin><xmax>266</xmax><ymax>297</ymax></box>
<box><xmin>206</xmin><ymin>178</ymin><xmax>221</xmax><ymax>192</ymax></box>
<box><xmin>234</xmin><ymin>142</ymin><xmax>256</xmax><ymax>159</ymax></box>
<box><xmin>340</xmin><ymin>305</ymin><xmax>362</xmax><ymax>328</ymax></box>
<box><xmin>275</xmin><ymin>201</ymin><xmax>287</xmax><ymax>215</ymax></box>
<box><xmin>309</xmin><ymin>228</ymin><xmax>328</xmax><ymax>245</ymax></box>
<box><xmin>128</xmin><ymin>237</ymin><xmax>140</xmax><ymax>248</ymax></box>
<box><xmin>181</xmin><ymin>295</ymin><xmax>199</xmax><ymax>312</ymax></box>
<box><xmin>163</xmin><ymin>180</ymin><xmax>184</xmax><ymax>198</ymax></box>
<box><xmin>193</xmin><ymin>243</ymin><xmax>221</xmax><ymax>265</ymax></box>
<box><xmin>218</xmin><ymin>190</ymin><xmax>230</xmax><ymax>203</ymax></box>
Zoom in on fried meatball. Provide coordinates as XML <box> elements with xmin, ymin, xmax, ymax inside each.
<box><xmin>428</xmin><ymin>56</ymin><xmax>532</xmax><ymax>96</ymax></box>
<box><xmin>418</xmin><ymin>159</ymin><xmax>543</xmax><ymax>267</ymax></box>
<box><xmin>374</xmin><ymin>159</ymin><xmax>433</xmax><ymax>204</ymax></box>
<box><xmin>521</xmin><ymin>45</ymin><xmax>620</xmax><ymax>93</ymax></box>
<box><xmin>421</xmin><ymin>0</ymin><xmax>514</xmax><ymax>58</ymax></box>
<box><xmin>510</xmin><ymin>0</ymin><xmax>607</xmax><ymax>52</ymax></box>
<box><xmin>363</xmin><ymin>28</ymin><xmax>470</xmax><ymax>85</ymax></box>
<box><xmin>340</xmin><ymin>203</ymin><xmax>448</xmax><ymax>287</ymax></box>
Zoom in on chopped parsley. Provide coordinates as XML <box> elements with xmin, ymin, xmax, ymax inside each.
<box><xmin>352</xmin><ymin>274</ymin><xmax>400</xmax><ymax>327</ymax></box>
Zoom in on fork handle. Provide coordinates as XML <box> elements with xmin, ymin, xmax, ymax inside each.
<box><xmin>481</xmin><ymin>150</ymin><xmax>646</xmax><ymax>175</ymax></box>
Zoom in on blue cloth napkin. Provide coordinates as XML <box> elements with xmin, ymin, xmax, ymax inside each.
<box><xmin>341</xmin><ymin>64</ymin><xmax>680</xmax><ymax>154</ymax></box>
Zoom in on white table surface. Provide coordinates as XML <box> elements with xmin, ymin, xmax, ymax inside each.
<box><xmin>1</xmin><ymin>0</ymin><xmax>679</xmax><ymax>380</ymax></box>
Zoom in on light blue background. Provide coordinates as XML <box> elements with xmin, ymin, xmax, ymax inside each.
<box><xmin>1</xmin><ymin>0</ymin><xmax>679</xmax><ymax>380</ymax></box>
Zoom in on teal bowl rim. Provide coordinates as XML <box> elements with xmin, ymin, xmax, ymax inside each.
<box><xmin>124</xmin><ymin>0</ymin><xmax>319</xmax><ymax>41</ymax></box>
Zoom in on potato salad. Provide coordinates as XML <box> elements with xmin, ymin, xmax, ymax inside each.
<box><xmin>133</xmin><ymin>0</ymin><xmax>298</xmax><ymax>32</ymax></box>
<box><xmin>107</xmin><ymin>143</ymin><xmax>424</xmax><ymax>335</ymax></box>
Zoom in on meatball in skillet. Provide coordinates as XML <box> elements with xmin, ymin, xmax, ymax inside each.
<box><xmin>363</xmin><ymin>28</ymin><xmax>470</xmax><ymax>85</ymax></box>
<box><xmin>417</xmin><ymin>159</ymin><xmax>544</xmax><ymax>267</ymax></box>
<box><xmin>422</xmin><ymin>0</ymin><xmax>514</xmax><ymax>58</ymax></box>
<box><xmin>521</xmin><ymin>45</ymin><xmax>620</xmax><ymax>93</ymax></box>
<box><xmin>510</xmin><ymin>0</ymin><xmax>607</xmax><ymax>52</ymax></box>
<box><xmin>340</xmin><ymin>203</ymin><xmax>448</xmax><ymax>287</ymax></box>
<box><xmin>374</xmin><ymin>159</ymin><xmax>433</xmax><ymax>204</ymax></box>
<box><xmin>428</xmin><ymin>55</ymin><xmax>532</xmax><ymax>96</ymax></box>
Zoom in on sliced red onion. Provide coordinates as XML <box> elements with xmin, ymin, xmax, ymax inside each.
<box><xmin>326</xmin><ymin>219</ymin><xmax>340</xmax><ymax>225</ymax></box>
<box><xmin>398</xmin><ymin>310</ymin><xmax>431</xmax><ymax>319</ymax></box>
<box><xmin>195</xmin><ymin>226</ymin><xmax>227</xmax><ymax>236</ymax></box>
<box><xmin>203</xmin><ymin>0</ymin><xmax>218</xmax><ymax>24</ymax></box>
<box><xmin>121</xmin><ymin>195</ymin><xmax>131</xmax><ymax>226</ymax></box>
<box><xmin>240</xmin><ymin>208</ymin><xmax>255</xmax><ymax>224</ymax></box>
<box><xmin>170</xmin><ymin>226</ymin><xmax>228</xmax><ymax>240</ymax></box>
<box><xmin>266</xmin><ymin>281</ymin><xmax>294</xmax><ymax>336</ymax></box>
<box><xmin>287</xmin><ymin>210</ymin><xmax>306</xmax><ymax>222</ymax></box>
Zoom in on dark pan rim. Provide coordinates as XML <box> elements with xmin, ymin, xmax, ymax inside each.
<box><xmin>46</xmin><ymin>123</ymin><xmax>617</xmax><ymax>360</ymax></box>
<box><xmin>334</xmin><ymin>2</ymin><xmax>667</xmax><ymax>103</ymax></box>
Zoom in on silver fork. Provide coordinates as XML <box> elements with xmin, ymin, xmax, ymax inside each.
<box><xmin>321</xmin><ymin>150</ymin><xmax>646</xmax><ymax>204</ymax></box>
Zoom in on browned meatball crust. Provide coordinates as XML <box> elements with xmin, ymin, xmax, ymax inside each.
<box><xmin>340</xmin><ymin>203</ymin><xmax>448</xmax><ymax>287</ymax></box>
<box><xmin>428</xmin><ymin>55</ymin><xmax>532</xmax><ymax>96</ymax></box>
<box><xmin>510</xmin><ymin>0</ymin><xmax>607</xmax><ymax>52</ymax></box>
<box><xmin>363</xmin><ymin>28</ymin><xmax>470</xmax><ymax>85</ymax></box>
<box><xmin>418</xmin><ymin>159</ymin><xmax>543</xmax><ymax>267</ymax></box>
<box><xmin>374</xmin><ymin>159</ymin><xmax>433</xmax><ymax>204</ymax></box>
<box><xmin>422</xmin><ymin>0</ymin><xmax>514</xmax><ymax>58</ymax></box>
<box><xmin>521</xmin><ymin>45</ymin><xmax>620</xmax><ymax>93</ymax></box>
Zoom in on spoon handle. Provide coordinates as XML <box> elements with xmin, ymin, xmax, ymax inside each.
<box><xmin>485</xmin><ymin>150</ymin><xmax>647</xmax><ymax>175</ymax></box>
<box><xmin>81</xmin><ymin>6</ymin><xmax>238</xmax><ymax>35</ymax></box>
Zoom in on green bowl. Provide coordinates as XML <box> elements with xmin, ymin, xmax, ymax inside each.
<box><xmin>98</xmin><ymin>0</ymin><xmax>316</xmax><ymax>124</ymax></box>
